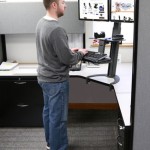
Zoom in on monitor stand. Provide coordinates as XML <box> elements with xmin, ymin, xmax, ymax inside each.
<box><xmin>86</xmin><ymin>22</ymin><xmax>122</xmax><ymax>85</ymax></box>
<box><xmin>108</xmin><ymin>22</ymin><xmax>121</xmax><ymax>79</ymax></box>
<box><xmin>98</xmin><ymin>40</ymin><xmax>106</xmax><ymax>54</ymax></box>
<box><xmin>112</xmin><ymin>22</ymin><xmax>121</xmax><ymax>37</ymax></box>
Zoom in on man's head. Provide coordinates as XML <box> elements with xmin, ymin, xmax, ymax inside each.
<box><xmin>43</xmin><ymin>0</ymin><xmax>67</xmax><ymax>18</ymax></box>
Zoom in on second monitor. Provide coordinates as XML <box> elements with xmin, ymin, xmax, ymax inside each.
<box><xmin>78</xmin><ymin>0</ymin><xmax>109</xmax><ymax>21</ymax></box>
<box><xmin>110</xmin><ymin>0</ymin><xmax>134</xmax><ymax>22</ymax></box>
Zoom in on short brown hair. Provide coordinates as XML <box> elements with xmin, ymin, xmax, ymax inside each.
<box><xmin>43</xmin><ymin>0</ymin><xmax>59</xmax><ymax>10</ymax></box>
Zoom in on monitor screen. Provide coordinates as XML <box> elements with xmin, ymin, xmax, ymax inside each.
<box><xmin>78</xmin><ymin>0</ymin><xmax>109</xmax><ymax>21</ymax></box>
<box><xmin>110</xmin><ymin>0</ymin><xmax>134</xmax><ymax>22</ymax></box>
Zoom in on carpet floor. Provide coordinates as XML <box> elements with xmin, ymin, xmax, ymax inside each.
<box><xmin>0</xmin><ymin>109</ymin><xmax>118</xmax><ymax>150</ymax></box>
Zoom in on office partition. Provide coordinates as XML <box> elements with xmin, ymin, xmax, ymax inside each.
<box><xmin>0</xmin><ymin>2</ymin><xmax>84</xmax><ymax>34</ymax></box>
<box><xmin>132</xmin><ymin>0</ymin><xmax>150</xmax><ymax>150</ymax></box>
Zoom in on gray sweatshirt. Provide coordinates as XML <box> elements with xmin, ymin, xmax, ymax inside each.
<box><xmin>36</xmin><ymin>18</ymin><xmax>83</xmax><ymax>82</ymax></box>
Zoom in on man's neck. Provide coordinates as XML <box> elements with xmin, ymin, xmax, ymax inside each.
<box><xmin>46</xmin><ymin>11</ymin><xmax>58</xmax><ymax>20</ymax></box>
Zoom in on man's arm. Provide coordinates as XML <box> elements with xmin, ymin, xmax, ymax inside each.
<box><xmin>52</xmin><ymin>27</ymin><xmax>87</xmax><ymax>65</ymax></box>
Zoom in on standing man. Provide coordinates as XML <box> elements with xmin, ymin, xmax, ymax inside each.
<box><xmin>36</xmin><ymin>0</ymin><xmax>88</xmax><ymax>150</ymax></box>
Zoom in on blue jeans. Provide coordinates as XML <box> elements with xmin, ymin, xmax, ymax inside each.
<box><xmin>39</xmin><ymin>80</ymin><xmax>69</xmax><ymax>150</ymax></box>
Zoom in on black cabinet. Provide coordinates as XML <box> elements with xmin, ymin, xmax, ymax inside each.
<box><xmin>0</xmin><ymin>76</ymin><xmax>44</xmax><ymax>127</ymax></box>
<box><xmin>0</xmin><ymin>76</ymin><xmax>43</xmax><ymax>105</ymax></box>
<box><xmin>117</xmin><ymin>110</ymin><xmax>131</xmax><ymax>150</ymax></box>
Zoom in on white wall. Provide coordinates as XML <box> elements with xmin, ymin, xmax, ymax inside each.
<box><xmin>6</xmin><ymin>33</ymin><xmax>83</xmax><ymax>63</ymax></box>
<box><xmin>93</xmin><ymin>21</ymin><xmax>134</xmax><ymax>43</ymax></box>
<box><xmin>6</xmin><ymin>34</ymin><xmax>37</xmax><ymax>63</ymax></box>
<box><xmin>85</xmin><ymin>21</ymin><xmax>133</xmax><ymax>63</ymax></box>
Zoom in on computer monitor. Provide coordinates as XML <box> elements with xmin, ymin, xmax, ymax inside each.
<box><xmin>110</xmin><ymin>0</ymin><xmax>134</xmax><ymax>22</ymax></box>
<box><xmin>78</xmin><ymin>0</ymin><xmax>109</xmax><ymax>21</ymax></box>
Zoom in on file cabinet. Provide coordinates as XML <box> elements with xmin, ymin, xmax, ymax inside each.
<box><xmin>117</xmin><ymin>110</ymin><xmax>131</xmax><ymax>150</ymax></box>
<box><xmin>0</xmin><ymin>76</ymin><xmax>44</xmax><ymax>127</ymax></box>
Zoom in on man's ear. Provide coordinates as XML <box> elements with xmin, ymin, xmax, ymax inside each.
<box><xmin>51</xmin><ymin>2</ymin><xmax>58</xmax><ymax>9</ymax></box>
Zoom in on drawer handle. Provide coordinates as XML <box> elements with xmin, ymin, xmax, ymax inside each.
<box><xmin>17</xmin><ymin>104</ymin><xmax>29</xmax><ymax>107</ymax></box>
<box><xmin>119</xmin><ymin>125</ymin><xmax>125</xmax><ymax>130</ymax></box>
<box><xmin>117</xmin><ymin>118</ymin><xmax>125</xmax><ymax>130</ymax></box>
<box><xmin>117</xmin><ymin>136</ymin><xmax>123</xmax><ymax>147</ymax></box>
<box><xmin>14</xmin><ymin>82</ymin><xmax>27</xmax><ymax>84</ymax></box>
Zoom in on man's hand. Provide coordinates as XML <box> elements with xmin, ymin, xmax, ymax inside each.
<box><xmin>71</xmin><ymin>48</ymin><xmax>79</xmax><ymax>53</ymax></box>
<box><xmin>78</xmin><ymin>48</ymin><xmax>88</xmax><ymax>55</ymax></box>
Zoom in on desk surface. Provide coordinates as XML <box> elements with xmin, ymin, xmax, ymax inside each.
<box><xmin>0</xmin><ymin>62</ymin><xmax>132</xmax><ymax>126</ymax></box>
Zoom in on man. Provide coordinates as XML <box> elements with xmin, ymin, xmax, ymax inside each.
<box><xmin>35</xmin><ymin>0</ymin><xmax>88</xmax><ymax>149</ymax></box>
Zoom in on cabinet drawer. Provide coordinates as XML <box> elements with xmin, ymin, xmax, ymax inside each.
<box><xmin>0</xmin><ymin>79</ymin><xmax>43</xmax><ymax>105</ymax></box>
<box><xmin>117</xmin><ymin>110</ymin><xmax>131</xmax><ymax>150</ymax></box>
<box><xmin>117</xmin><ymin>118</ymin><xmax>125</xmax><ymax>137</ymax></box>
<box><xmin>117</xmin><ymin>135</ymin><xmax>124</xmax><ymax>150</ymax></box>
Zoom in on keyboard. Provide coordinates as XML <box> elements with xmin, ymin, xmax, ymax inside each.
<box><xmin>82</xmin><ymin>51</ymin><xmax>108</xmax><ymax>63</ymax></box>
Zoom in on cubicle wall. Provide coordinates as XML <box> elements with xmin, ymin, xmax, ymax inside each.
<box><xmin>0</xmin><ymin>1</ymin><xmax>84</xmax><ymax>34</ymax></box>
<box><xmin>132</xmin><ymin>0</ymin><xmax>150</xmax><ymax>150</ymax></box>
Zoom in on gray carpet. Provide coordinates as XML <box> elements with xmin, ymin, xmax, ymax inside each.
<box><xmin>0</xmin><ymin>110</ymin><xmax>118</xmax><ymax>150</ymax></box>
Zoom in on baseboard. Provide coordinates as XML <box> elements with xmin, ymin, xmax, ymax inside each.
<box><xmin>69</xmin><ymin>103</ymin><xmax>119</xmax><ymax>110</ymax></box>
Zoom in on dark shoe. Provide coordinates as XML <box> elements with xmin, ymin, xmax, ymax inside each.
<box><xmin>46</xmin><ymin>145</ymin><xmax>50</xmax><ymax>150</ymax></box>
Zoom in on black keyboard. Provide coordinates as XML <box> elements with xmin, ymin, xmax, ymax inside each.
<box><xmin>82</xmin><ymin>51</ymin><xmax>107</xmax><ymax>63</ymax></box>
